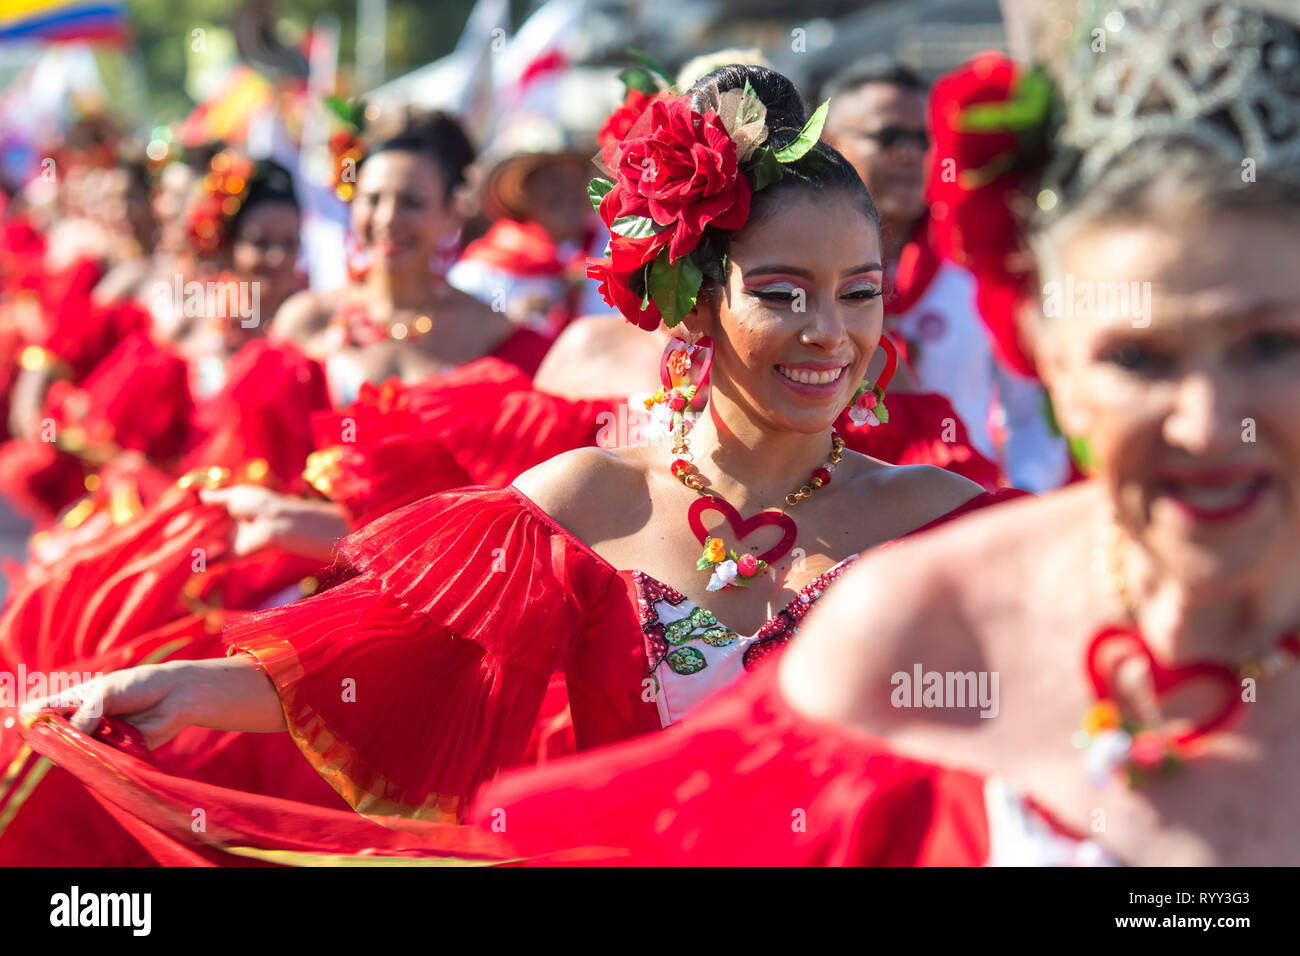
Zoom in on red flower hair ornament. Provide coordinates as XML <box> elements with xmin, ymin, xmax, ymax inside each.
<box><xmin>926</xmin><ymin>51</ymin><xmax>1054</xmax><ymax>377</ymax></box>
<box><xmin>588</xmin><ymin>56</ymin><xmax>829</xmax><ymax>330</ymax></box>
<box><xmin>187</xmin><ymin>150</ymin><xmax>258</xmax><ymax>257</ymax></box>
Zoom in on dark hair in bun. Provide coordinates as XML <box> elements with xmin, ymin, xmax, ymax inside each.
<box><xmin>230</xmin><ymin>158</ymin><xmax>299</xmax><ymax>235</ymax></box>
<box><xmin>688</xmin><ymin>64</ymin><xmax>809</xmax><ymax>132</ymax></box>
<box><xmin>685</xmin><ymin>64</ymin><xmax>880</xmax><ymax>265</ymax></box>
<box><xmin>361</xmin><ymin>110</ymin><xmax>476</xmax><ymax>199</ymax></box>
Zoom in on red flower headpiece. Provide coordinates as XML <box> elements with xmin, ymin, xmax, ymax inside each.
<box><xmin>587</xmin><ymin>57</ymin><xmax>828</xmax><ymax>330</ymax></box>
<box><xmin>324</xmin><ymin>96</ymin><xmax>368</xmax><ymax>203</ymax></box>
<box><xmin>926</xmin><ymin>51</ymin><xmax>1053</xmax><ymax>377</ymax></box>
<box><xmin>187</xmin><ymin>150</ymin><xmax>258</xmax><ymax>257</ymax></box>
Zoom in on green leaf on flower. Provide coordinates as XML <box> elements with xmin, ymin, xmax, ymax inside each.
<box><xmin>959</xmin><ymin>69</ymin><xmax>1053</xmax><ymax>133</ymax></box>
<box><xmin>666</xmin><ymin>646</ymin><xmax>707</xmax><ymax>675</ymax></box>
<box><xmin>697</xmin><ymin>556</ymin><xmax>716</xmax><ymax>571</ymax></box>
<box><xmin>588</xmin><ymin>178</ymin><xmax>614</xmax><ymax>212</ymax></box>
<box><xmin>737</xmin><ymin>79</ymin><xmax>765</xmax><ymax>126</ymax></box>
<box><xmin>619</xmin><ymin>66</ymin><xmax>660</xmax><ymax>96</ymax></box>
<box><xmin>873</xmin><ymin>395</ymin><xmax>890</xmax><ymax>425</ymax></box>
<box><xmin>324</xmin><ymin>95</ymin><xmax>366</xmax><ymax>130</ymax></box>
<box><xmin>639</xmin><ymin>265</ymin><xmax>652</xmax><ymax>310</ymax></box>
<box><xmin>627</xmin><ymin>49</ymin><xmax>674</xmax><ymax>88</ymax></box>
<box><xmin>772</xmin><ymin>99</ymin><xmax>829</xmax><ymax>163</ymax></box>
<box><xmin>745</xmin><ymin>145</ymin><xmax>784</xmax><ymax>192</ymax></box>
<box><xmin>610</xmin><ymin>215</ymin><xmax>660</xmax><ymax>239</ymax></box>
<box><xmin>648</xmin><ymin>251</ymin><xmax>703</xmax><ymax>328</ymax></box>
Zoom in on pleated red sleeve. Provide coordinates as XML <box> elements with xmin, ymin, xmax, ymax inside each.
<box><xmin>470</xmin><ymin>657</ymin><xmax>1112</xmax><ymax>866</ymax></box>
<box><xmin>39</xmin><ymin>263</ymin><xmax>148</xmax><ymax>379</ymax></box>
<box><xmin>221</xmin><ymin>485</ymin><xmax>620</xmax><ymax>820</ymax></box>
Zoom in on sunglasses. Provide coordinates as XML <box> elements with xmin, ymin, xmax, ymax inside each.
<box><xmin>855</xmin><ymin>126</ymin><xmax>930</xmax><ymax>150</ymax></box>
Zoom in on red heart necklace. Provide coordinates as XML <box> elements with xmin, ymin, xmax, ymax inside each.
<box><xmin>1076</xmin><ymin>526</ymin><xmax>1300</xmax><ymax>786</ymax></box>
<box><xmin>670</xmin><ymin>412</ymin><xmax>844</xmax><ymax>591</ymax></box>
<box><xmin>1078</xmin><ymin>625</ymin><xmax>1300</xmax><ymax>786</ymax></box>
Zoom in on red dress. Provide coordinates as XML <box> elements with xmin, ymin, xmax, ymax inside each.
<box><xmin>0</xmin><ymin>341</ymin><xmax>335</xmax><ymax>864</ymax></box>
<box><xmin>0</xmin><ymin>353</ymin><xmax>573</xmax><ymax>863</ymax></box>
<box><xmin>471</xmin><ymin>660</ymin><xmax>1115</xmax><ymax>865</ymax></box>
<box><xmin>15</xmin><ymin>484</ymin><xmax>1025</xmax><ymax>865</ymax></box>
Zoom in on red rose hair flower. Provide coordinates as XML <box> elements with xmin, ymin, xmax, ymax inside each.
<box><xmin>610</xmin><ymin>97</ymin><xmax>752</xmax><ymax>263</ymax></box>
<box><xmin>926</xmin><ymin>51</ymin><xmax>1053</xmax><ymax>377</ymax></box>
<box><xmin>598</xmin><ymin>88</ymin><xmax>662</xmax><ymax>149</ymax></box>
<box><xmin>586</xmin><ymin>69</ymin><xmax>828</xmax><ymax>331</ymax></box>
<box><xmin>187</xmin><ymin>150</ymin><xmax>258</xmax><ymax>258</ymax></box>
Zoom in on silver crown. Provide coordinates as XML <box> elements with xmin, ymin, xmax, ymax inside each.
<box><xmin>1041</xmin><ymin>0</ymin><xmax>1300</xmax><ymax>199</ymax></box>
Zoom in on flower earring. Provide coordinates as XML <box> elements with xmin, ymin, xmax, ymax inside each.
<box><xmin>645</xmin><ymin>335</ymin><xmax>713</xmax><ymax>437</ymax></box>
<box><xmin>847</xmin><ymin>333</ymin><xmax>898</xmax><ymax>427</ymax></box>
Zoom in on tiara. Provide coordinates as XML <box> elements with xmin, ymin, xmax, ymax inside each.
<box><xmin>1043</xmin><ymin>0</ymin><xmax>1300</xmax><ymax>202</ymax></box>
<box><xmin>925</xmin><ymin>0</ymin><xmax>1300</xmax><ymax>377</ymax></box>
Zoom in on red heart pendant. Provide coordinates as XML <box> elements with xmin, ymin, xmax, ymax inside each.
<box><xmin>687</xmin><ymin>496</ymin><xmax>797</xmax><ymax>565</ymax></box>
<box><xmin>1085</xmin><ymin>626</ymin><xmax>1243</xmax><ymax>747</ymax></box>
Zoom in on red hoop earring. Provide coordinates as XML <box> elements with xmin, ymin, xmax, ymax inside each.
<box><xmin>646</xmin><ymin>335</ymin><xmax>714</xmax><ymax>434</ymax></box>
<box><xmin>847</xmin><ymin>333</ymin><xmax>897</xmax><ymax>427</ymax></box>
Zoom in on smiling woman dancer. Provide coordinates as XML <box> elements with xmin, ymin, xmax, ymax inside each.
<box><xmin>18</xmin><ymin>65</ymin><xmax>1023</xmax><ymax>857</ymax></box>
<box><xmin>470</xmin><ymin>0</ymin><xmax>1300</xmax><ymax>866</ymax></box>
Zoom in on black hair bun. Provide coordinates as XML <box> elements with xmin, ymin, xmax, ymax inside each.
<box><xmin>365</xmin><ymin>109</ymin><xmax>477</xmax><ymax>196</ymax></box>
<box><xmin>687</xmin><ymin>64</ymin><xmax>809</xmax><ymax>144</ymax></box>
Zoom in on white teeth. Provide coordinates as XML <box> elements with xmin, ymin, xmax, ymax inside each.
<box><xmin>777</xmin><ymin>365</ymin><xmax>844</xmax><ymax>386</ymax></box>
<box><xmin>1166</xmin><ymin>480</ymin><xmax>1258</xmax><ymax>509</ymax></box>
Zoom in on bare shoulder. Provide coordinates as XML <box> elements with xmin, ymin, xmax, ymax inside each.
<box><xmin>876</xmin><ymin>460</ymin><xmax>984</xmax><ymax>510</ymax></box>
<box><xmin>437</xmin><ymin>284</ymin><xmax>498</xmax><ymax>325</ymax></box>
<box><xmin>845</xmin><ymin>457</ymin><xmax>985</xmax><ymax>534</ymax></box>
<box><xmin>435</xmin><ymin>285</ymin><xmax>517</xmax><ymax>350</ymax></box>
<box><xmin>268</xmin><ymin>290</ymin><xmax>337</xmax><ymax>343</ymax></box>
<box><xmin>512</xmin><ymin>444</ymin><xmax>650</xmax><ymax>535</ymax></box>
<box><xmin>780</xmin><ymin>482</ymin><xmax>1098</xmax><ymax>732</ymax></box>
<box><xmin>533</xmin><ymin>315</ymin><xmax>664</xmax><ymax>397</ymax></box>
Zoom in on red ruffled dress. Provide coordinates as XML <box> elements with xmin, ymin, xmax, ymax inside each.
<box><xmin>226</xmin><ymin>485</ymin><xmax>1024</xmax><ymax>815</ymax></box>
<box><xmin>471</xmin><ymin>660</ymin><xmax>1116</xmax><ymax>865</ymax></box>
<box><xmin>0</xmin><ymin>267</ymin><xmax>155</xmax><ymax>521</ymax></box>
<box><xmin>0</xmin><ymin>350</ymin><xmax>571</xmax><ymax>863</ymax></box>
<box><xmin>14</xmin><ymin>483</ymin><xmax>1024</xmax><ymax>865</ymax></box>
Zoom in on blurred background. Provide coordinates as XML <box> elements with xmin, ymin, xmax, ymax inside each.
<box><xmin>0</xmin><ymin>0</ymin><xmax>1009</xmax><ymax>183</ymax></box>
<box><xmin>0</xmin><ymin>0</ymin><xmax>1025</xmax><ymax>592</ymax></box>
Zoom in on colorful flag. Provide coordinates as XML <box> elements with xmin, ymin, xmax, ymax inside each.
<box><xmin>0</xmin><ymin>0</ymin><xmax>128</xmax><ymax>43</ymax></box>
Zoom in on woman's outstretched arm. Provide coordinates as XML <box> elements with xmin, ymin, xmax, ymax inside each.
<box><xmin>21</xmin><ymin>655</ymin><xmax>286</xmax><ymax>750</ymax></box>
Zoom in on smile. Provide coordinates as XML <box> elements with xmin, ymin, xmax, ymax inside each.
<box><xmin>1157</xmin><ymin>472</ymin><xmax>1274</xmax><ymax>523</ymax></box>
<box><xmin>775</xmin><ymin>365</ymin><xmax>847</xmax><ymax>387</ymax></box>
